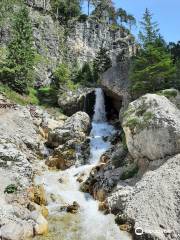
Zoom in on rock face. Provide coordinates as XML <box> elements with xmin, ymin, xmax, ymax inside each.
<box><xmin>0</xmin><ymin>97</ymin><xmax>53</xmax><ymax>239</ymax></box>
<box><xmin>67</xmin><ymin>19</ymin><xmax>134</xmax><ymax>66</ymax></box>
<box><xmin>108</xmin><ymin>154</ymin><xmax>180</xmax><ymax>240</ymax></box>
<box><xmin>26</xmin><ymin>0</ymin><xmax>51</xmax><ymax>11</ymax></box>
<box><xmin>58</xmin><ymin>88</ymin><xmax>95</xmax><ymax>116</ymax></box>
<box><xmin>29</xmin><ymin>9</ymin><xmax>62</xmax><ymax>86</ymax></box>
<box><xmin>47</xmin><ymin>111</ymin><xmax>90</xmax><ymax>169</ymax></box>
<box><xmin>101</xmin><ymin>62</ymin><xmax>131</xmax><ymax>119</ymax></box>
<box><xmin>123</xmin><ymin>93</ymin><xmax>180</xmax><ymax>161</ymax></box>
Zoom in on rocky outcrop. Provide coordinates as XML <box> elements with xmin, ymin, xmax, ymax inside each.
<box><xmin>101</xmin><ymin>62</ymin><xmax>131</xmax><ymax>120</ymax></box>
<box><xmin>47</xmin><ymin>111</ymin><xmax>90</xmax><ymax>169</ymax></box>
<box><xmin>29</xmin><ymin>9</ymin><xmax>62</xmax><ymax>86</ymax></box>
<box><xmin>67</xmin><ymin>18</ymin><xmax>135</xmax><ymax>66</ymax></box>
<box><xmin>123</xmin><ymin>93</ymin><xmax>180</xmax><ymax>161</ymax></box>
<box><xmin>80</xmin><ymin>139</ymin><xmax>130</xmax><ymax>202</ymax></box>
<box><xmin>108</xmin><ymin>154</ymin><xmax>180</xmax><ymax>240</ymax></box>
<box><xmin>0</xmin><ymin>97</ymin><xmax>53</xmax><ymax>239</ymax></box>
<box><xmin>26</xmin><ymin>0</ymin><xmax>51</xmax><ymax>11</ymax></box>
<box><xmin>58</xmin><ymin>87</ymin><xmax>95</xmax><ymax>116</ymax></box>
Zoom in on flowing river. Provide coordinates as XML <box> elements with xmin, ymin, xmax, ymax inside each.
<box><xmin>35</xmin><ymin>88</ymin><xmax>131</xmax><ymax>240</ymax></box>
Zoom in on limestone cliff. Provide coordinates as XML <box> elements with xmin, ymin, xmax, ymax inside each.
<box><xmin>0</xmin><ymin>1</ymin><xmax>134</xmax><ymax>87</ymax></box>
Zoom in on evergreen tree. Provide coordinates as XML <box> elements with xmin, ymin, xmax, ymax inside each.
<box><xmin>0</xmin><ymin>7</ymin><xmax>35</xmax><ymax>93</ymax></box>
<box><xmin>139</xmin><ymin>8</ymin><xmax>159</xmax><ymax>46</ymax></box>
<box><xmin>51</xmin><ymin>0</ymin><xmax>81</xmax><ymax>22</ymax></box>
<box><xmin>77</xmin><ymin>62</ymin><xmax>93</xmax><ymax>84</ymax></box>
<box><xmin>91</xmin><ymin>0</ymin><xmax>113</xmax><ymax>20</ymax></box>
<box><xmin>93</xmin><ymin>47</ymin><xmax>112</xmax><ymax>81</ymax></box>
<box><xmin>168</xmin><ymin>41</ymin><xmax>180</xmax><ymax>63</ymax></box>
<box><xmin>127</xmin><ymin>14</ymin><xmax>136</xmax><ymax>31</ymax></box>
<box><xmin>116</xmin><ymin>8</ymin><xmax>128</xmax><ymax>25</ymax></box>
<box><xmin>130</xmin><ymin>9</ymin><xmax>175</xmax><ymax>98</ymax></box>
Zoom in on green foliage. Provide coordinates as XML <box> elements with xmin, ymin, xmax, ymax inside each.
<box><xmin>167</xmin><ymin>41</ymin><xmax>180</xmax><ymax>63</ymax></box>
<box><xmin>91</xmin><ymin>0</ymin><xmax>114</xmax><ymax>21</ymax></box>
<box><xmin>0</xmin><ymin>7</ymin><xmax>35</xmax><ymax>94</ymax></box>
<box><xmin>53</xmin><ymin>63</ymin><xmax>71</xmax><ymax>86</ymax></box>
<box><xmin>76</xmin><ymin>62</ymin><xmax>94</xmax><ymax>85</ymax></box>
<box><xmin>37</xmin><ymin>87</ymin><xmax>58</xmax><ymax>106</ymax></box>
<box><xmin>130</xmin><ymin>44</ymin><xmax>176</xmax><ymax>98</ymax></box>
<box><xmin>120</xmin><ymin>164</ymin><xmax>139</xmax><ymax>180</ymax></box>
<box><xmin>53</xmin><ymin>63</ymin><xmax>79</xmax><ymax>90</ymax></box>
<box><xmin>0</xmin><ymin>0</ymin><xmax>22</xmax><ymax>26</ymax></box>
<box><xmin>158</xmin><ymin>89</ymin><xmax>178</xmax><ymax>98</ymax></box>
<box><xmin>116</xmin><ymin>8</ymin><xmax>127</xmax><ymax>24</ymax></box>
<box><xmin>139</xmin><ymin>8</ymin><xmax>159</xmax><ymax>46</ymax></box>
<box><xmin>93</xmin><ymin>47</ymin><xmax>112</xmax><ymax>82</ymax></box>
<box><xmin>0</xmin><ymin>84</ymin><xmax>39</xmax><ymax>105</ymax></box>
<box><xmin>51</xmin><ymin>0</ymin><xmax>81</xmax><ymax>23</ymax></box>
<box><xmin>4</xmin><ymin>184</ymin><xmax>18</xmax><ymax>194</ymax></box>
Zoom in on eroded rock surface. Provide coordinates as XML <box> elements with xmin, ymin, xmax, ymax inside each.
<box><xmin>123</xmin><ymin>93</ymin><xmax>180</xmax><ymax>160</ymax></box>
<box><xmin>47</xmin><ymin>111</ymin><xmax>90</xmax><ymax>169</ymax></box>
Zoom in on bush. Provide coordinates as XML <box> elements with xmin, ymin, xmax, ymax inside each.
<box><xmin>76</xmin><ymin>62</ymin><xmax>94</xmax><ymax>85</ymax></box>
<box><xmin>4</xmin><ymin>184</ymin><xmax>18</xmax><ymax>194</ymax></box>
<box><xmin>53</xmin><ymin>63</ymin><xmax>71</xmax><ymax>87</ymax></box>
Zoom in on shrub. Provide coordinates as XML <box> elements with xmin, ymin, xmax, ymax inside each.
<box><xmin>53</xmin><ymin>63</ymin><xmax>71</xmax><ymax>87</ymax></box>
<box><xmin>4</xmin><ymin>184</ymin><xmax>18</xmax><ymax>194</ymax></box>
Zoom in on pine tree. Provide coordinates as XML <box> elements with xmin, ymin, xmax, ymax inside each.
<box><xmin>51</xmin><ymin>0</ymin><xmax>81</xmax><ymax>22</ymax></box>
<box><xmin>93</xmin><ymin>47</ymin><xmax>112</xmax><ymax>81</ymax></box>
<box><xmin>130</xmin><ymin>9</ymin><xmax>175</xmax><ymax>98</ymax></box>
<box><xmin>139</xmin><ymin>8</ymin><xmax>159</xmax><ymax>46</ymax></box>
<box><xmin>1</xmin><ymin>7</ymin><xmax>35</xmax><ymax>93</ymax></box>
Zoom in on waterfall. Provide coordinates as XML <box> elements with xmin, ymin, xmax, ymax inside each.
<box><xmin>93</xmin><ymin>88</ymin><xmax>107</xmax><ymax>122</ymax></box>
<box><xmin>34</xmin><ymin>87</ymin><xmax>131</xmax><ymax>240</ymax></box>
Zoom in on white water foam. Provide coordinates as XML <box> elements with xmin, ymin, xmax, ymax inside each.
<box><xmin>35</xmin><ymin>88</ymin><xmax>131</xmax><ymax>240</ymax></box>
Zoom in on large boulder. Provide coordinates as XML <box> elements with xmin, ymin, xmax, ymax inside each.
<box><xmin>58</xmin><ymin>88</ymin><xmax>95</xmax><ymax>116</ymax></box>
<box><xmin>48</xmin><ymin>111</ymin><xmax>90</xmax><ymax>148</ymax></box>
<box><xmin>47</xmin><ymin>112</ymin><xmax>90</xmax><ymax>169</ymax></box>
<box><xmin>101</xmin><ymin>63</ymin><xmax>131</xmax><ymax>120</ymax></box>
<box><xmin>122</xmin><ymin>93</ymin><xmax>180</xmax><ymax>161</ymax></box>
<box><xmin>108</xmin><ymin>154</ymin><xmax>180</xmax><ymax>240</ymax></box>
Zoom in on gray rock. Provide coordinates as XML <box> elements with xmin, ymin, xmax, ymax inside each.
<box><xmin>58</xmin><ymin>87</ymin><xmax>95</xmax><ymax>116</ymax></box>
<box><xmin>108</xmin><ymin>154</ymin><xmax>180</xmax><ymax>240</ymax></box>
<box><xmin>101</xmin><ymin>62</ymin><xmax>131</xmax><ymax>117</ymax></box>
<box><xmin>48</xmin><ymin>111</ymin><xmax>90</xmax><ymax>148</ymax></box>
<box><xmin>0</xmin><ymin>222</ymin><xmax>33</xmax><ymax>240</ymax></box>
<box><xmin>67</xmin><ymin>18</ymin><xmax>134</xmax><ymax>66</ymax></box>
<box><xmin>123</xmin><ymin>93</ymin><xmax>180</xmax><ymax>161</ymax></box>
<box><xmin>29</xmin><ymin>9</ymin><xmax>61</xmax><ymax>86</ymax></box>
<box><xmin>26</xmin><ymin>0</ymin><xmax>51</xmax><ymax>11</ymax></box>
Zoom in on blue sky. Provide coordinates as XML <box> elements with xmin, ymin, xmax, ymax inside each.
<box><xmin>82</xmin><ymin>0</ymin><xmax>180</xmax><ymax>43</ymax></box>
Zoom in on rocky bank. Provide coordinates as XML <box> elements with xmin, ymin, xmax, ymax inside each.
<box><xmin>82</xmin><ymin>90</ymin><xmax>180</xmax><ymax>240</ymax></box>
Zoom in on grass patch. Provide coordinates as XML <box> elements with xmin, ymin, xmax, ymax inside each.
<box><xmin>37</xmin><ymin>87</ymin><xmax>58</xmax><ymax>106</ymax></box>
<box><xmin>0</xmin><ymin>84</ymin><xmax>39</xmax><ymax>105</ymax></box>
<box><xmin>120</xmin><ymin>164</ymin><xmax>139</xmax><ymax>180</ymax></box>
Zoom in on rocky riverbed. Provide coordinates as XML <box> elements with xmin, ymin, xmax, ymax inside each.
<box><xmin>1</xmin><ymin>88</ymin><xmax>180</xmax><ymax>240</ymax></box>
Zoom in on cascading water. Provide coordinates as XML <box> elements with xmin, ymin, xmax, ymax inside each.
<box><xmin>35</xmin><ymin>88</ymin><xmax>131</xmax><ymax>240</ymax></box>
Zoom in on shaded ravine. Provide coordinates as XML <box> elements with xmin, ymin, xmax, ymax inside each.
<box><xmin>35</xmin><ymin>88</ymin><xmax>131</xmax><ymax>240</ymax></box>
